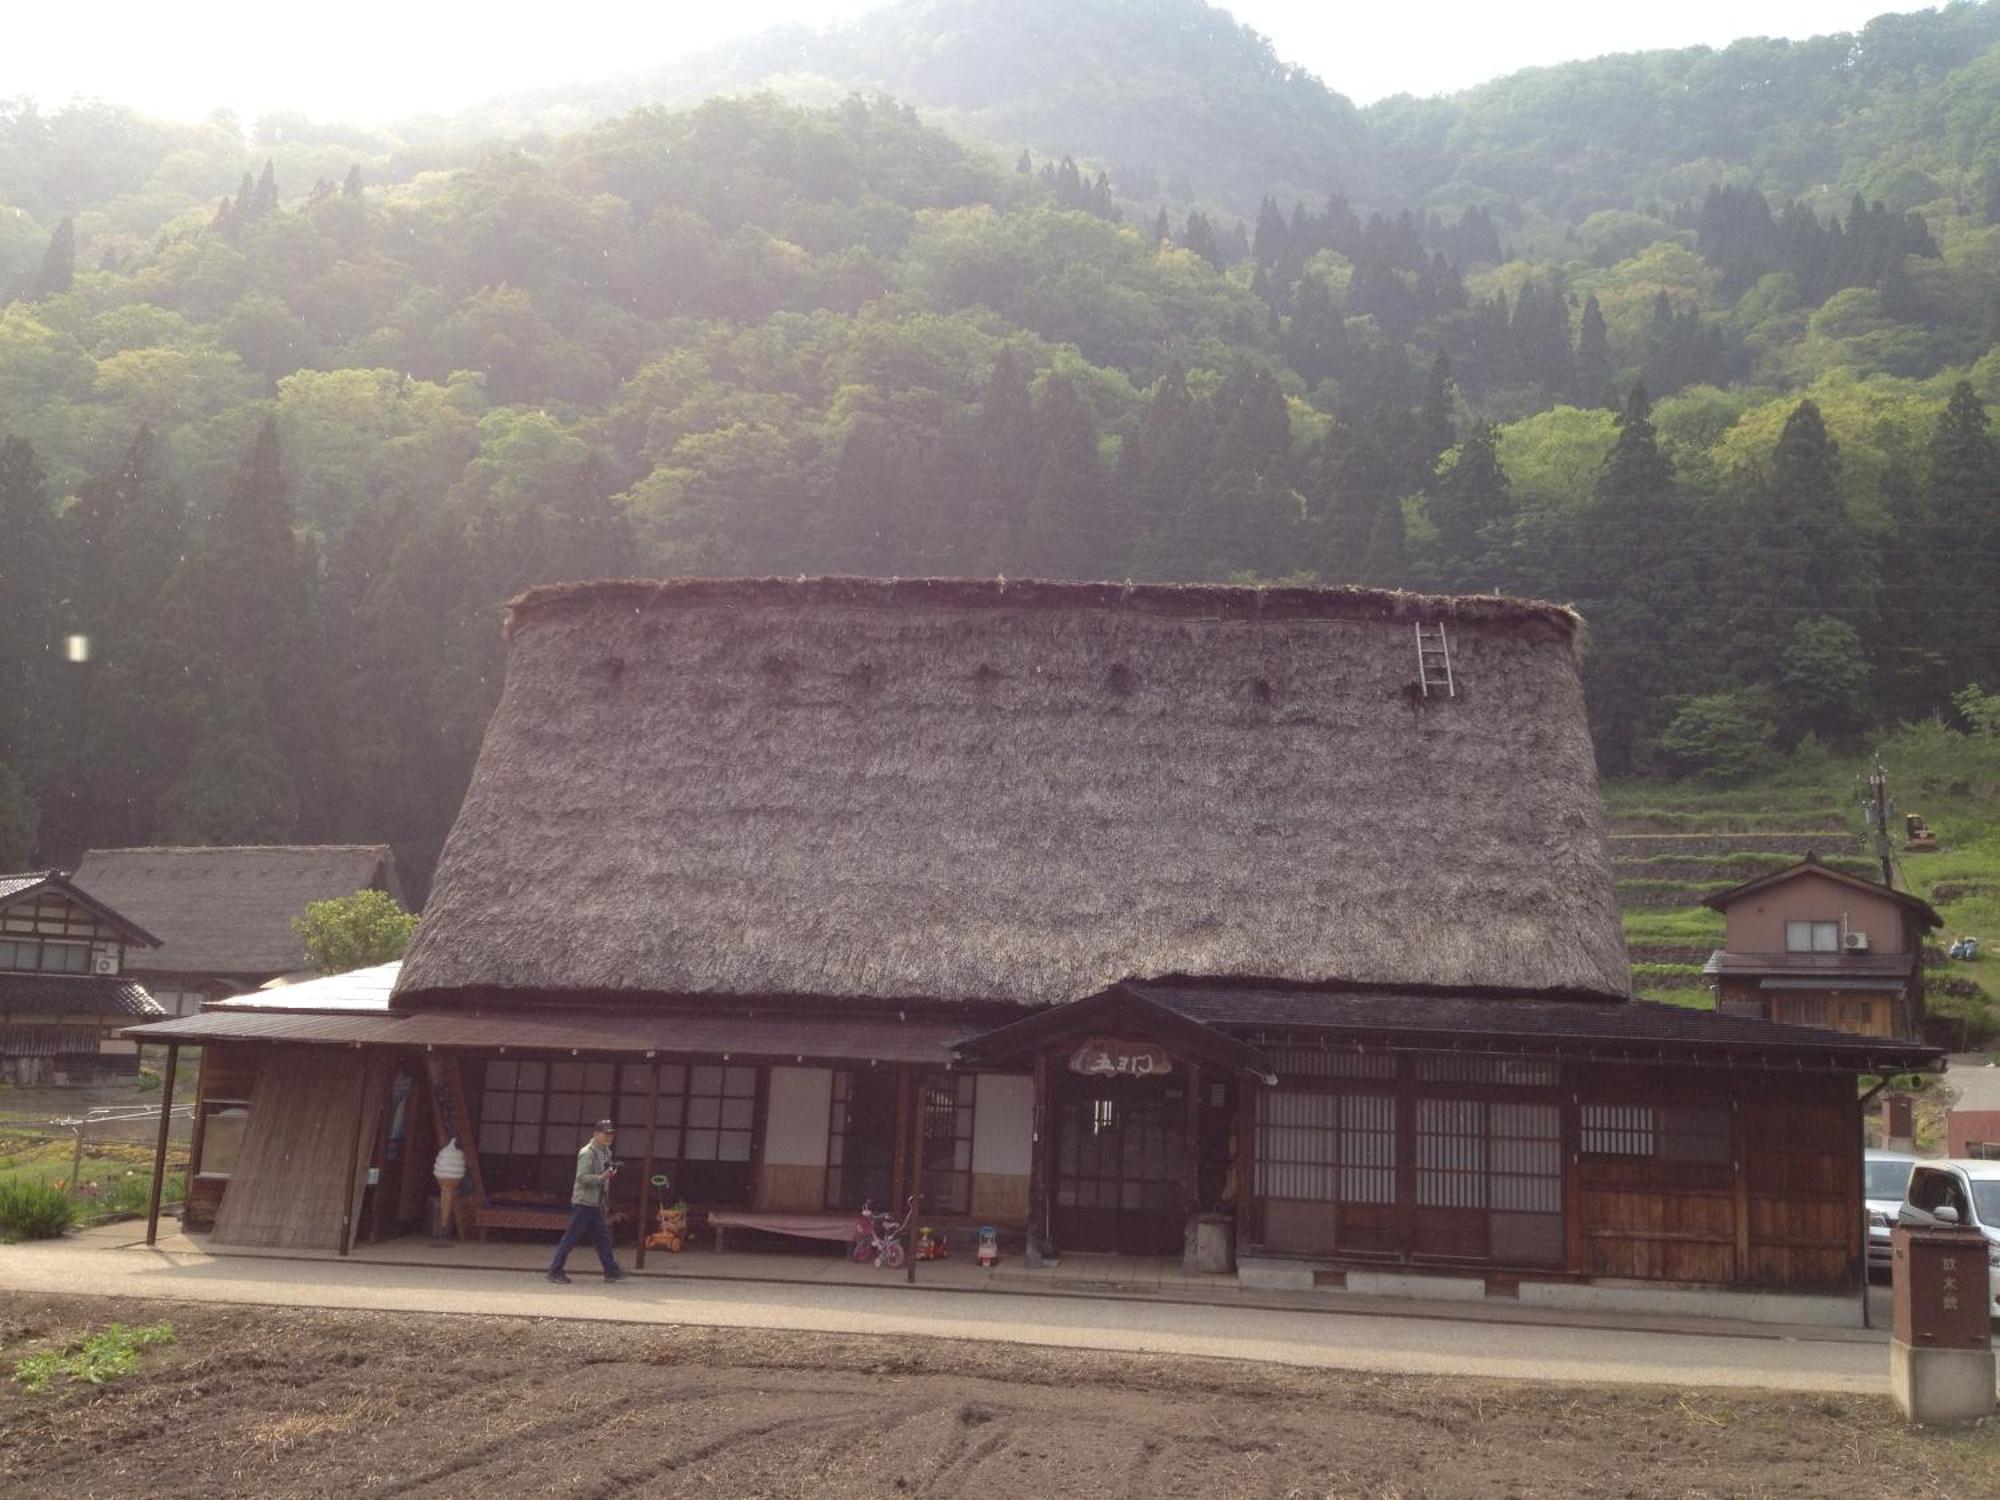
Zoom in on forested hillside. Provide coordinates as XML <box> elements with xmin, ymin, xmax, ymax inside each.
<box><xmin>2</xmin><ymin>1</ymin><xmax>2000</xmax><ymax>896</ymax></box>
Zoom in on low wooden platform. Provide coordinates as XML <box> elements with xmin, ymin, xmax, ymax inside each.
<box><xmin>708</xmin><ymin>1210</ymin><xmax>855</xmax><ymax>1252</ymax></box>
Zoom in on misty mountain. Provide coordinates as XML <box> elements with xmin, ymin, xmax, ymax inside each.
<box><xmin>406</xmin><ymin>0</ymin><xmax>1374</xmax><ymax>217</ymax></box>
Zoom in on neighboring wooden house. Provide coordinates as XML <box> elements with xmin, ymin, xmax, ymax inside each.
<box><xmin>1701</xmin><ymin>855</ymin><xmax>1941</xmax><ymax>1040</ymax></box>
<box><xmin>72</xmin><ymin>845</ymin><xmax>404</xmax><ymax>1015</ymax></box>
<box><xmin>0</xmin><ymin>872</ymin><xmax>164</xmax><ymax>1084</ymax></box>
<box><xmin>128</xmin><ymin>578</ymin><xmax>1937</xmax><ymax>1323</ymax></box>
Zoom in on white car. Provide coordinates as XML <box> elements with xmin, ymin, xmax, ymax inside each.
<box><xmin>1865</xmin><ymin>1150</ymin><xmax>1918</xmax><ymax>1274</ymax></box>
<box><xmin>1897</xmin><ymin>1160</ymin><xmax>2000</xmax><ymax>1316</ymax></box>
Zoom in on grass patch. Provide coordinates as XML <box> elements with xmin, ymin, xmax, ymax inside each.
<box><xmin>14</xmin><ymin>1321</ymin><xmax>174</xmax><ymax>1394</ymax></box>
<box><xmin>1616</xmin><ymin>879</ymin><xmax>1730</xmax><ymax>896</ymax></box>
<box><xmin>0</xmin><ymin>1134</ymin><xmax>187</xmax><ymax>1221</ymax></box>
<box><xmin>1610</xmin><ymin>851</ymin><xmax>1878</xmax><ymax>880</ymax></box>
<box><xmin>1638</xmin><ymin>988</ymin><xmax>1713</xmax><ymax>1009</ymax></box>
<box><xmin>1621</xmin><ymin>907</ymin><xmax>1725</xmax><ymax>946</ymax></box>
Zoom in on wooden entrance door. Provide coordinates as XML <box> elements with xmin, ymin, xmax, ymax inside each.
<box><xmin>1054</xmin><ymin>1074</ymin><xmax>1187</xmax><ymax>1255</ymax></box>
<box><xmin>833</xmin><ymin>1069</ymin><xmax>899</xmax><ymax>1208</ymax></box>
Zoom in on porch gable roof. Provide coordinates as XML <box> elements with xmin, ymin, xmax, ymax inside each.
<box><xmin>953</xmin><ymin>985</ymin><xmax>1277</xmax><ymax>1079</ymax></box>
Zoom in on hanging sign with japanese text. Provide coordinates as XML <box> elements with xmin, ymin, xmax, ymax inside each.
<box><xmin>1067</xmin><ymin>1037</ymin><xmax>1172</xmax><ymax>1079</ymax></box>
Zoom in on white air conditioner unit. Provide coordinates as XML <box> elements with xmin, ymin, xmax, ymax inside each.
<box><xmin>1843</xmin><ymin>931</ymin><xmax>1871</xmax><ymax>952</ymax></box>
<box><xmin>91</xmin><ymin>952</ymin><xmax>120</xmax><ymax>975</ymax></box>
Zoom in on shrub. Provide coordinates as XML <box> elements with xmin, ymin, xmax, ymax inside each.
<box><xmin>0</xmin><ymin>1180</ymin><xmax>80</xmax><ymax>1242</ymax></box>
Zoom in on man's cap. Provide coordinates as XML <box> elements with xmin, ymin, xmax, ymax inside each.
<box><xmin>594</xmin><ymin>1119</ymin><xmax>616</xmax><ymax>1132</ymax></box>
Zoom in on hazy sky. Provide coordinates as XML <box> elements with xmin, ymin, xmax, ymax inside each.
<box><xmin>6</xmin><ymin>0</ymin><xmax>1934</xmax><ymax>123</ymax></box>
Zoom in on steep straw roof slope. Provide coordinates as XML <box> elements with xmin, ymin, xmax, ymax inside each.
<box><xmin>399</xmin><ymin>577</ymin><xmax>1628</xmax><ymax>1008</ymax></box>
<box><xmin>72</xmin><ymin>846</ymin><xmax>403</xmax><ymax>978</ymax></box>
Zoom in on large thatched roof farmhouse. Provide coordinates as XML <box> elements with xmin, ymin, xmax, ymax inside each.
<box><xmin>130</xmin><ymin>578</ymin><xmax>1936</xmax><ymax>1320</ymax></box>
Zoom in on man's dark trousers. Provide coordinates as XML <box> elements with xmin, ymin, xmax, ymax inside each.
<box><xmin>549</xmin><ymin>1205</ymin><xmax>618</xmax><ymax>1276</ymax></box>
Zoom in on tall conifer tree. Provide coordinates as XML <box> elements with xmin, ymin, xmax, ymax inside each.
<box><xmin>33</xmin><ymin>218</ymin><xmax>75</xmax><ymax>299</ymax></box>
<box><xmin>250</xmin><ymin>159</ymin><xmax>280</xmax><ymax>216</ymax></box>
<box><xmin>1426</xmin><ymin>422</ymin><xmax>1510</xmax><ymax>590</ymax></box>
<box><xmin>1579</xmin><ymin>383</ymin><xmax>1695</xmax><ymax>769</ymax></box>
<box><xmin>0</xmin><ymin>439</ymin><xmax>56</xmax><ymax>778</ymax></box>
<box><xmin>1925</xmin><ymin>381</ymin><xmax>2000</xmax><ymax>692</ymax></box>
<box><xmin>1022</xmin><ymin>375</ymin><xmax>1118</xmax><ymax>579</ymax></box>
<box><xmin>155</xmin><ymin>417</ymin><xmax>320</xmax><ymax>840</ymax></box>
<box><xmin>1574</xmin><ymin>294</ymin><xmax>1613</xmax><ymax>408</ymax></box>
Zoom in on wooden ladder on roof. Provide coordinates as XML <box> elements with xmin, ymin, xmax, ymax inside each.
<box><xmin>423</xmin><ymin>1053</ymin><xmax>487</xmax><ymax>1235</ymax></box>
<box><xmin>1416</xmin><ymin>622</ymin><xmax>1455</xmax><ymax>698</ymax></box>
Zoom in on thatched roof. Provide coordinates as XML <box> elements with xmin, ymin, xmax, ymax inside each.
<box><xmin>398</xmin><ymin>576</ymin><xmax>1628</xmax><ymax>1008</ymax></box>
<box><xmin>71</xmin><ymin>846</ymin><xmax>404</xmax><ymax>980</ymax></box>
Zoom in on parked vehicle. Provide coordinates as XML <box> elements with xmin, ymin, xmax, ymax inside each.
<box><xmin>1864</xmin><ymin>1150</ymin><xmax>1918</xmax><ymax>1276</ymax></box>
<box><xmin>1896</xmin><ymin>1160</ymin><xmax>2000</xmax><ymax>1316</ymax></box>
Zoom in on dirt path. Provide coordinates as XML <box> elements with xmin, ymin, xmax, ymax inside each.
<box><xmin>2</xmin><ymin>1294</ymin><xmax>1995</xmax><ymax>1499</ymax></box>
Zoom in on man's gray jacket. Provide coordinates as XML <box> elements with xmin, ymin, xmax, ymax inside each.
<box><xmin>571</xmin><ymin>1142</ymin><xmax>614</xmax><ymax>1208</ymax></box>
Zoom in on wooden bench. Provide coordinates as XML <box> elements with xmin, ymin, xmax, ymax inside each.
<box><xmin>469</xmin><ymin>1197</ymin><xmax>627</xmax><ymax>1240</ymax></box>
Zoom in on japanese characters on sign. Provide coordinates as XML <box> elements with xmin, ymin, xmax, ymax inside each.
<box><xmin>1068</xmin><ymin>1038</ymin><xmax>1172</xmax><ymax>1079</ymax></box>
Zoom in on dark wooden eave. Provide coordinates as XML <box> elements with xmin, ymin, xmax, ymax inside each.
<box><xmin>1140</xmin><ymin>983</ymin><xmax>1944</xmax><ymax>1077</ymax></box>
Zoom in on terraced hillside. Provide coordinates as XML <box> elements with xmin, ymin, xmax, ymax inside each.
<box><xmin>1604</xmin><ymin>783</ymin><xmax>1870</xmax><ymax>1011</ymax></box>
<box><xmin>1602</xmin><ymin>761</ymin><xmax>1999</xmax><ymax>1047</ymax></box>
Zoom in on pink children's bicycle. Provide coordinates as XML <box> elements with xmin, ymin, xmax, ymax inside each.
<box><xmin>852</xmin><ymin>1196</ymin><xmax>919</xmax><ymax>1269</ymax></box>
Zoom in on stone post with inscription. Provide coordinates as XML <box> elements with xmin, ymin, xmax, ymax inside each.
<box><xmin>1890</xmin><ymin>1215</ymin><xmax>1996</xmax><ymax>1424</ymax></box>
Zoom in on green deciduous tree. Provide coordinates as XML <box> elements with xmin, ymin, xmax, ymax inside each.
<box><xmin>292</xmin><ymin>888</ymin><xmax>419</xmax><ymax>974</ymax></box>
<box><xmin>1650</xmin><ymin>692</ymin><xmax>1777</xmax><ymax>781</ymax></box>
<box><xmin>1777</xmin><ymin>616</ymin><xmax>1872</xmax><ymax>743</ymax></box>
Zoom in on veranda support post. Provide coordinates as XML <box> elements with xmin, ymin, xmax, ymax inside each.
<box><xmin>635</xmin><ymin>1061</ymin><xmax>661</xmax><ymax>1271</ymax></box>
<box><xmin>908</xmin><ymin>1074</ymin><xmax>927</xmax><ymax>1286</ymax></box>
<box><xmin>145</xmin><ymin>1044</ymin><xmax>179</xmax><ymax>1246</ymax></box>
<box><xmin>338</xmin><ymin>1055</ymin><xmax>369</xmax><ymax>1256</ymax></box>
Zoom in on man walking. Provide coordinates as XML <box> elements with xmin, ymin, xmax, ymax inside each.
<box><xmin>546</xmin><ymin>1119</ymin><xmax>631</xmax><ymax>1283</ymax></box>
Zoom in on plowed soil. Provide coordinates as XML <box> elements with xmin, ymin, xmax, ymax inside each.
<box><xmin>2</xmin><ymin>1293</ymin><xmax>1996</xmax><ymax>1498</ymax></box>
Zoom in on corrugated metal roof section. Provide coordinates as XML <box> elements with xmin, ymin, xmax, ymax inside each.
<box><xmin>0</xmin><ymin>872</ymin><xmax>54</xmax><ymax>903</ymax></box>
<box><xmin>213</xmin><ymin>962</ymin><xmax>400</xmax><ymax>1013</ymax></box>
<box><xmin>121</xmin><ymin>1007</ymin><xmax>972</xmax><ymax>1066</ymax></box>
<box><xmin>1703</xmin><ymin>950</ymin><xmax>1914</xmax><ymax>978</ymax></box>
<box><xmin>1759</xmin><ymin>976</ymin><xmax>1907</xmax><ymax>992</ymax></box>
<box><xmin>1</xmin><ymin>974</ymin><xmax>164</xmax><ymax>1017</ymax></box>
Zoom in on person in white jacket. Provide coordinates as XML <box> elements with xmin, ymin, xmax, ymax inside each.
<box><xmin>433</xmin><ymin>1137</ymin><xmax>467</xmax><ymax>1240</ymax></box>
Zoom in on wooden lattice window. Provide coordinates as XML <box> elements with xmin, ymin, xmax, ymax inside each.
<box><xmin>918</xmin><ymin>1073</ymin><xmax>975</xmax><ymax>1215</ymax></box>
<box><xmin>1580</xmin><ymin>1102</ymin><xmax>1729</xmax><ymax>1163</ymax></box>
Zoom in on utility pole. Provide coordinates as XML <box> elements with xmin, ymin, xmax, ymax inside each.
<box><xmin>1866</xmin><ymin>757</ymin><xmax>1895</xmax><ymax>888</ymax></box>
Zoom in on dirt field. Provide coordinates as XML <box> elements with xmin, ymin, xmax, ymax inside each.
<box><xmin>1</xmin><ymin>1294</ymin><xmax>1997</xmax><ymax>1499</ymax></box>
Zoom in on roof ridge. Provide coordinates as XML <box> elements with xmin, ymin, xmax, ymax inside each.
<box><xmin>502</xmin><ymin>575</ymin><xmax>1583</xmax><ymax>642</ymax></box>
<box><xmin>79</xmin><ymin>844</ymin><xmax>391</xmax><ymax>856</ymax></box>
